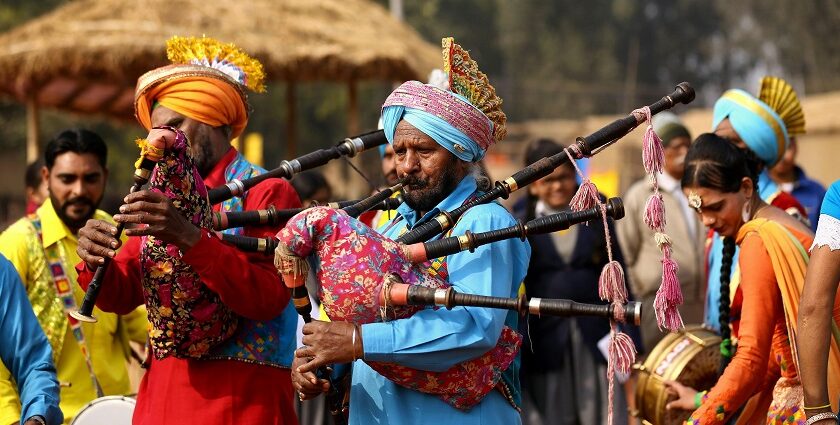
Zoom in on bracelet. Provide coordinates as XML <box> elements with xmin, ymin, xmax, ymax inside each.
<box><xmin>806</xmin><ymin>412</ymin><xmax>838</xmax><ymax>425</ymax></box>
<box><xmin>351</xmin><ymin>324</ymin><xmax>364</xmax><ymax>361</ymax></box>
<box><xmin>351</xmin><ymin>325</ymin><xmax>357</xmax><ymax>360</ymax></box>
<box><xmin>694</xmin><ymin>390</ymin><xmax>708</xmax><ymax>408</ymax></box>
<box><xmin>804</xmin><ymin>404</ymin><xmax>833</xmax><ymax>411</ymax></box>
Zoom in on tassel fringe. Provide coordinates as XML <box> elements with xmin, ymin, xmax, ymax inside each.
<box><xmin>599</xmin><ymin>261</ymin><xmax>628</xmax><ymax>304</ymax></box>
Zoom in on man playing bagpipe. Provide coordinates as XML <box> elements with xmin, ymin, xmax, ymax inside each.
<box><xmin>75</xmin><ymin>37</ymin><xmax>301</xmax><ymax>424</ymax></box>
<box><xmin>291</xmin><ymin>37</ymin><xmax>531</xmax><ymax>424</ymax></box>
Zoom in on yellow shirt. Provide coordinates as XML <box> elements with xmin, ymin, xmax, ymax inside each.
<box><xmin>0</xmin><ymin>200</ymin><xmax>147</xmax><ymax>424</ymax></box>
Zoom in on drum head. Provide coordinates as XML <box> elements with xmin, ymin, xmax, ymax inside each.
<box><xmin>70</xmin><ymin>396</ymin><xmax>135</xmax><ymax>425</ymax></box>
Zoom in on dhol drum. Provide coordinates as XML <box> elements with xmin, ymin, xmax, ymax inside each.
<box><xmin>633</xmin><ymin>325</ymin><xmax>721</xmax><ymax>425</ymax></box>
<box><xmin>70</xmin><ymin>396</ymin><xmax>135</xmax><ymax>425</ymax></box>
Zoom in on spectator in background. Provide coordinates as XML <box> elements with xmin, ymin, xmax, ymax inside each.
<box><xmin>380</xmin><ymin>143</ymin><xmax>399</xmax><ymax>187</ymax></box>
<box><xmin>516</xmin><ymin>138</ymin><xmax>632</xmax><ymax>425</ymax></box>
<box><xmin>768</xmin><ymin>138</ymin><xmax>825</xmax><ymax>231</ymax></box>
<box><xmin>290</xmin><ymin>170</ymin><xmax>332</xmax><ymax>207</ymax></box>
<box><xmin>616</xmin><ymin>112</ymin><xmax>705</xmax><ymax>352</ymax></box>
<box><xmin>360</xmin><ymin>143</ymin><xmax>400</xmax><ymax>230</ymax></box>
<box><xmin>25</xmin><ymin>159</ymin><xmax>49</xmax><ymax>215</ymax></box>
<box><xmin>0</xmin><ymin>129</ymin><xmax>148</xmax><ymax>422</ymax></box>
<box><xmin>761</xmin><ymin>76</ymin><xmax>826</xmax><ymax>231</ymax></box>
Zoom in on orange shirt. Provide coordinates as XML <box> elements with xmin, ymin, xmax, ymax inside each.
<box><xmin>689</xmin><ymin>222</ymin><xmax>812</xmax><ymax>424</ymax></box>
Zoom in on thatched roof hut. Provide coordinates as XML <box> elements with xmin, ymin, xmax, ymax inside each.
<box><xmin>0</xmin><ymin>0</ymin><xmax>441</xmax><ymax>159</ymax></box>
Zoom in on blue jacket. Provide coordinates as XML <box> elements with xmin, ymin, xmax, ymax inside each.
<box><xmin>788</xmin><ymin>165</ymin><xmax>827</xmax><ymax>231</ymax></box>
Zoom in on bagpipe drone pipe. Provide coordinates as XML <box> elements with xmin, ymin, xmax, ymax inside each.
<box><xmin>271</xmin><ymin>197</ymin><xmax>634</xmax><ymax>410</ymax></box>
<box><xmin>217</xmin><ymin>183</ymin><xmax>402</xmax><ymax>251</ymax></box>
<box><xmin>211</xmin><ymin>187</ymin><xmax>403</xmax><ymax>231</ymax></box>
<box><xmin>207</xmin><ymin>129</ymin><xmax>387</xmax><ymax>204</ymax></box>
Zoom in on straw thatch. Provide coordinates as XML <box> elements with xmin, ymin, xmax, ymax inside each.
<box><xmin>0</xmin><ymin>0</ymin><xmax>441</xmax><ymax>118</ymax></box>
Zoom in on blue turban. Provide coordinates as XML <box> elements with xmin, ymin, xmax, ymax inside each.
<box><xmin>712</xmin><ymin>89</ymin><xmax>789</xmax><ymax>166</ymax></box>
<box><xmin>381</xmin><ymin>91</ymin><xmax>488</xmax><ymax>163</ymax></box>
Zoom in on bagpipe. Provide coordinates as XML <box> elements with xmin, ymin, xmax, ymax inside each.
<box><xmin>207</xmin><ymin>129</ymin><xmax>387</xmax><ymax>204</ymax></box>
<box><xmin>273</xmin><ymin>197</ymin><xmax>632</xmax><ymax>410</ymax></box>
<box><xmin>73</xmin><ymin>127</ymin><xmax>238</xmax><ymax>358</ymax></box>
<box><xmin>71</xmin><ymin>129</ymin><xmax>389</xmax><ymax>326</ymax></box>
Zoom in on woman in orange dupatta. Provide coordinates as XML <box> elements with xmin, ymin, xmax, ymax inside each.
<box><xmin>664</xmin><ymin>133</ymin><xmax>839</xmax><ymax>424</ymax></box>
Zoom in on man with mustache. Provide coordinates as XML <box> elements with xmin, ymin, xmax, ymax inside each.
<box><xmin>616</xmin><ymin>112</ymin><xmax>705</xmax><ymax>353</ymax></box>
<box><xmin>292</xmin><ymin>38</ymin><xmax>531</xmax><ymax>424</ymax></box>
<box><xmin>74</xmin><ymin>36</ymin><xmax>301</xmax><ymax>424</ymax></box>
<box><xmin>0</xmin><ymin>129</ymin><xmax>148</xmax><ymax>423</ymax></box>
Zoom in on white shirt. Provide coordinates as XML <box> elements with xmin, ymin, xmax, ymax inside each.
<box><xmin>657</xmin><ymin>171</ymin><xmax>696</xmax><ymax>238</ymax></box>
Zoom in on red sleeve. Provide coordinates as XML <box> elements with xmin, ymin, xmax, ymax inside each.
<box><xmin>182</xmin><ymin>177</ymin><xmax>301</xmax><ymax>321</ymax></box>
<box><xmin>76</xmin><ymin>237</ymin><xmax>145</xmax><ymax>315</ymax></box>
<box><xmin>690</xmin><ymin>233</ymin><xmax>782</xmax><ymax>423</ymax></box>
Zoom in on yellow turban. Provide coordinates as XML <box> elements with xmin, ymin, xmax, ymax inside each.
<box><xmin>135</xmin><ymin>65</ymin><xmax>249</xmax><ymax>138</ymax></box>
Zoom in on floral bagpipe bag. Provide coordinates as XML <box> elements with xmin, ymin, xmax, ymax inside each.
<box><xmin>275</xmin><ymin>206</ymin><xmax>521</xmax><ymax>410</ymax></box>
<box><xmin>139</xmin><ymin>127</ymin><xmax>237</xmax><ymax>359</ymax></box>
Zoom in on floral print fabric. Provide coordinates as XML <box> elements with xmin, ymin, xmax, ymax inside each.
<box><xmin>277</xmin><ymin>206</ymin><xmax>521</xmax><ymax>410</ymax></box>
<box><xmin>141</xmin><ymin>128</ymin><xmax>237</xmax><ymax>358</ymax></box>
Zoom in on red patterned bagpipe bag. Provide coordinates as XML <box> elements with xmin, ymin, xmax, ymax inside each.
<box><xmin>275</xmin><ymin>206</ymin><xmax>521</xmax><ymax>410</ymax></box>
<box><xmin>139</xmin><ymin>127</ymin><xmax>237</xmax><ymax>358</ymax></box>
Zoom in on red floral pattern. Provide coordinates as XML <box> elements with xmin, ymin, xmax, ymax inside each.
<box><xmin>277</xmin><ymin>206</ymin><xmax>521</xmax><ymax>410</ymax></box>
<box><xmin>141</xmin><ymin>128</ymin><xmax>237</xmax><ymax>358</ymax></box>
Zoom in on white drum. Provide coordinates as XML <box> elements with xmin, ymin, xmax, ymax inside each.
<box><xmin>70</xmin><ymin>396</ymin><xmax>135</xmax><ymax>425</ymax></box>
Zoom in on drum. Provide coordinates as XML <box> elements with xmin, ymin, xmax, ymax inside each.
<box><xmin>633</xmin><ymin>325</ymin><xmax>721</xmax><ymax>425</ymax></box>
<box><xmin>70</xmin><ymin>396</ymin><xmax>135</xmax><ymax>425</ymax></box>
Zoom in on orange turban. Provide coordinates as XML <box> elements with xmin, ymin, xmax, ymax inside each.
<box><xmin>135</xmin><ymin>65</ymin><xmax>249</xmax><ymax>138</ymax></box>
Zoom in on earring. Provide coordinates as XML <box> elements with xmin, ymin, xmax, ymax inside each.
<box><xmin>742</xmin><ymin>199</ymin><xmax>751</xmax><ymax>222</ymax></box>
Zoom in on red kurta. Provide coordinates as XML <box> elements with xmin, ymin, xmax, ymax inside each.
<box><xmin>77</xmin><ymin>149</ymin><xmax>301</xmax><ymax>425</ymax></box>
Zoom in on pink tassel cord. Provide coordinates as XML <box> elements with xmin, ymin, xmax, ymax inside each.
<box><xmin>564</xmin><ymin>144</ymin><xmax>636</xmax><ymax>425</ymax></box>
<box><xmin>599</xmin><ymin>261</ymin><xmax>628</xmax><ymax>304</ymax></box>
<box><xmin>606</xmin><ymin>321</ymin><xmax>637</xmax><ymax>425</ymax></box>
<box><xmin>569</xmin><ymin>179</ymin><xmax>599</xmax><ymax>212</ymax></box>
<box><xmin>654</xmin><ymin>250</ymin><xmax>685</xmax><ymax>331</ymax></box>
<box><xmin>632</xmin><ymin>105</ymin><xmax>685</xmax><ymax>332</ymax></box>
<box><xmin>609</xmin><ymin>328</ymin><xmax>637</xmax><ymax>375</ymax></box>
<box><xmin>643</xmin><ymin>193</ymin><xmax>666</xmax><ymax>232</ymax></box>
<box><xmin>642</xmin><ymin>126</ymin><xmax>664</xmax><ymax>175</ymax></box>
<box><xmin>658</xmin><ymin>256</ymin><xmax>683</xmax><ymax>305</ymax></box>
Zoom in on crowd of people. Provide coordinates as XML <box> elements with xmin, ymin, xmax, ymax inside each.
<box><xmin>0</xmin><ymin>34</ymin><xmax>838</xmax><ymax>425</ymax></box>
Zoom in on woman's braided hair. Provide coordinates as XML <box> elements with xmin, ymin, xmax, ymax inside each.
<box><xmin>718</xmin><ymin>237</ymin><xmax>737</xmax><ymax>371</ymax></box>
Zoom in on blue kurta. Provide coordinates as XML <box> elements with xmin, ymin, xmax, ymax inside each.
<box><xmin>704</xmin><ymin>170</ymin><xmax>778</xmax><ymax>330</ymax></box>
<box><xmin>0</xmin><ymin>254</ymin><xmax>62</xmax><ymax>425</ymax></box>
<box><xmin>352</xmin><ymin>175</ymin><xmax>531</xmax><ymax>424</ymax></box>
